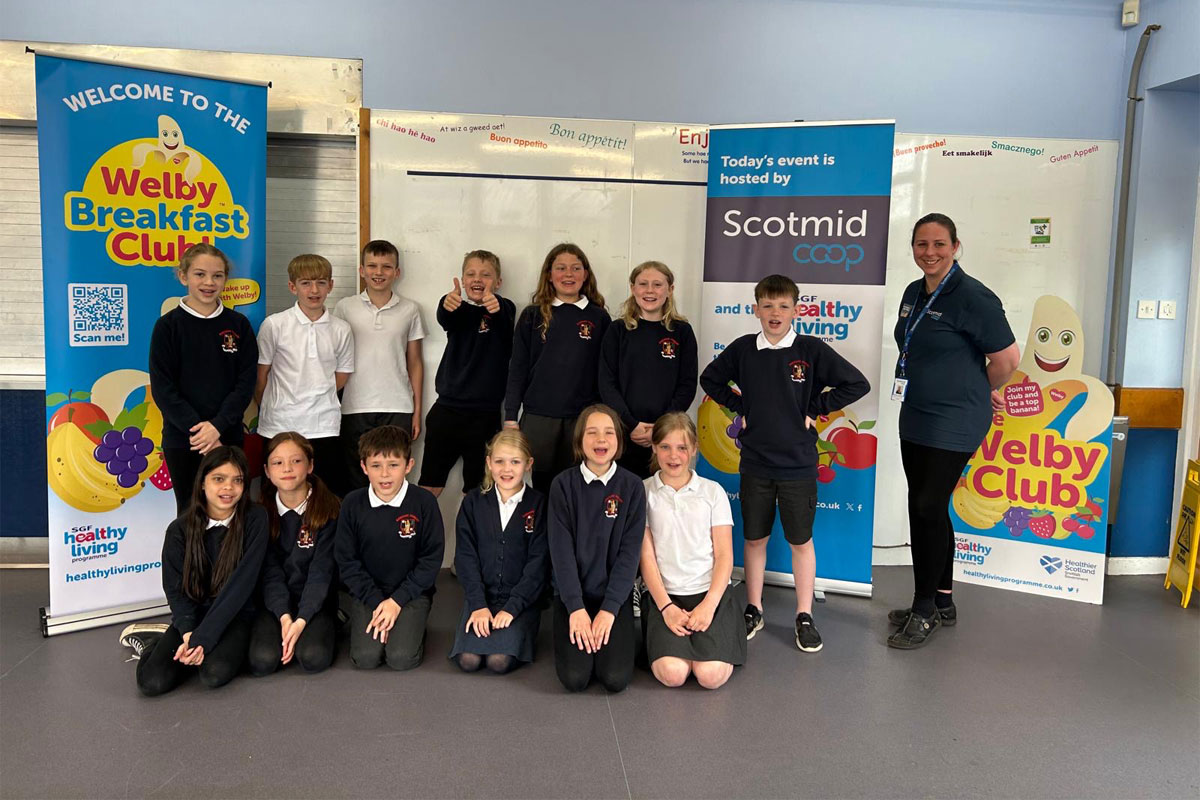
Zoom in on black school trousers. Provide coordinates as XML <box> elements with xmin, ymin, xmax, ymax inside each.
<box><xmin>136</xmin><ymin>614</ymin><xmax>253</xmax><ymax>697</ymax></box>
<box><xmin>900</xmin><ymin>439</ymin><xmax>974</xmax><ymax>603</ymax></box>
<box><xmin>246</xmin><ymin>602</ymin><xmax>338</xmax><ymax>676</ymax></box>
<box><xmin>553</xmin><ymin>595</ymin><xmax>635</xmax><ymax>693</ymax></box>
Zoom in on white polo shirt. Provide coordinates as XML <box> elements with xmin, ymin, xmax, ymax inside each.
<box><xmin>257</xmin><ymin>304</ymin><xmax>354</xmax><ymax>439</ymax></box>
<box><xmin>333</xmin><ymin>291</ymin><xmax>426</xmax><ymax>415</ymax></box>
<box><xmin>643</xmin><ymin>470</ymin><xmax>734</xmax><ymax>595</ymax></box>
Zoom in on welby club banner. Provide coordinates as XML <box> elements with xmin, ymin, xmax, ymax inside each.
<box><xmin>35</xmin><ymin>53</ymin><xmax>267</xmax><ymax>622</ymax></box>
<box><xmin>951</xmin><ymin>296</ymin><xmax>1113</xmax><ymax>604</ymax></box>
<box><xmin>697</xmin><ymin>121</ymin><xmax>894</xmax><ymax>593</ymax></box>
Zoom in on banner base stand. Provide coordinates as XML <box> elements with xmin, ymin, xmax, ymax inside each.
<box><xmin>732</xmin><ymin>567</ymin><xmax>872</xmax><ymax>598</ymax></box>
<box><xmin>41</xmin><ymin>601</ymin><xmax>169</xmax><ymax>638</ymax></box>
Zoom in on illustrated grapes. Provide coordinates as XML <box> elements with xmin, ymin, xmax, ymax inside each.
<box><xmin>91</xmin><ymin>425</ymin><xmax>155</xmax><ymax>488</ymax></box>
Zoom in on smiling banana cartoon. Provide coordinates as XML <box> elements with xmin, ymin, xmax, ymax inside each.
<box><xmin>132</xmin><ymin>114</ymin><xmax>201</xmax><ymax>184</ymax></box>
<box><xmin>1009</xmin><ymin>295</ymin><xmax>1113</xmax><ymax>443</ymax></box>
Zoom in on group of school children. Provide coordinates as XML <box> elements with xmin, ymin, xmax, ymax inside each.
<box><xmin>128</xmin><ymin>237</ymin><xmax>870</xmax><ymax>697</ymax></box>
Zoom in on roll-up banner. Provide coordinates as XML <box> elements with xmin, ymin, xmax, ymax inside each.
<box><xmin>34</xmin><ymin>52</ymin><xmax>267</xmax><ymax>634</ymax></box>
<box><xmin>697</xmin><ymin>121</ymin><xmax>894</xmax><ymax>596</ymax></box>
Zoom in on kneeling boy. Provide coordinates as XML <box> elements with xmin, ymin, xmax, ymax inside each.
<box><xmin>335</xmin><ymin>425</ymin><xmax>444</xmax><ymax>670</ymax></box>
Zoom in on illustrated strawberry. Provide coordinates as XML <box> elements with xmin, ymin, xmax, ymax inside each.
<box><xmin>149</xmin><ymin>461</ymin><xmax>172</xmax><ymax>491</ymax></box>
<box><xmin>1028</xmin><ymin>511</ymin><xmax>1056</xmax><ymax>539</ymax></box>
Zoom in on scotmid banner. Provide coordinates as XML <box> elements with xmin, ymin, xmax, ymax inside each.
<box><xmin>35</xmin><ymin>53</ymin><xmax>267</xmax><ymax>628</ymax></box>
<box><xmin>697</xmin><ymin>121</ymin><xmax>894</xmax><ymax>595</ymax></box>
<box><xmin>951</xmin><ymin>296</ymin><xmax>1112</xmax><ymax>604</ymax></box>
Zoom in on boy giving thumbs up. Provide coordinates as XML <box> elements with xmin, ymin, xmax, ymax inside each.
<box><xmin>417</xmin><ymin>250</ymin><xmax>517</xmax><ymax>497</ymax></box>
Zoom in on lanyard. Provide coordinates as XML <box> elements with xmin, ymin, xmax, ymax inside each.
<box><xmin>898</xmin><ymin>263</ymin><xmax>957</xmax><ymax>378</ymax></box>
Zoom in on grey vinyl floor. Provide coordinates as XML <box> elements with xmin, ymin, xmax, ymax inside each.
<box><xmin>1</xmin><ymin>566</ymin><xmax>1197</xmax><ymax>799</ymax></box>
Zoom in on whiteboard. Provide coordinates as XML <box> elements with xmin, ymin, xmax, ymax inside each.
<box><xmin>370</xmin><ymin>113</ymin><xmax>1117</xmax><ymax>564</ymax></box>
<box><xmin>370</xmin><ymin>111</ymin><xmax>707</xmax><ymax>558</ymax></box>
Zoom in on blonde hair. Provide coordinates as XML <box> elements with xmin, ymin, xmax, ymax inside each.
<box><xmin>480</xmin><ymin>430</ymin><xmax>534</xmax><ymax>492</ymax></box>
<box><xmin>620</xmin><ymin>261</ymin><xmax>687</xmax><ymax>331</ymax></box>
<box><xmin>178</xmin><ymin>243</ymin><xmax>231</xmax><ymax>279</ymax></box>
<box><xmin>531</xmin><ymin>243</ymin><xmax>605</xmax><ymax>340</ymax></box>
<box><xmin>649</xmin><ymin>412</ymin><xmax>698</xmax><ymax>472</ymax></box>
<box><xmin>287</xmin><ymin>253</ymin><xmax>332</xmax><ymax>282</ymax></box>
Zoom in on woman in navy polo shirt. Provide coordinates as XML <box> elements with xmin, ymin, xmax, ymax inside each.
<box><xmin>888</xmin><ymin>213</ymin><xmax>1019</xmax><ymax>649</ymax></box>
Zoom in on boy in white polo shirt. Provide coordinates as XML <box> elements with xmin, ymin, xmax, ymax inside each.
<box><xmin>333</xmin><ymin>240</ymin><xmax>426</xmax><ymax>492</ymax></box>
<box><xmin>256</xmin><ymin>253</ymin><xmax>354</xmax><ymax>495</ymax></box>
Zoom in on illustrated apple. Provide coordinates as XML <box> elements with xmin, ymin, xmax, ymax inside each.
<box><xmin>47</xmin><ymin>401</ymin><xmax>109</xmax><ymax>444</ymax></box>
<box><xmin>827</xmin><ymin>427</ymin><xmax>877</xmax><ymax>470</ymax></box>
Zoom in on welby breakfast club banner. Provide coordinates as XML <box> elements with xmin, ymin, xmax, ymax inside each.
<box><xmin>698</xmin><ymin>121</ymin><xmax>894</xmax><ymax>593</ymax></box>
<box><xmin>951</xmin><ymin>296</ymin><xmax>1113</xmax><ymax>604</ymax></box>
<box><xmin>35</xmin><ymin>53</ymin><xmax>267</xmax><ymax>622</ymax></box>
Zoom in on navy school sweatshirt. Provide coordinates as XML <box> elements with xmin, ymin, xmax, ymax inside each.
<box><xmin>454</xmin><ymin>487</ymin><xmax>549</xmax><ymax>617</ymax></box>
<box><xmin>547</xmin><ymin>465</ymin><xmax>646</xmax><ymax>615</ymax></box>
<box><xmin>148</xmin><ymin>305</ymin><xmax>258</xmax><ymax>449</ymax></box>
<box><xmin>260</xmin><ymin>512</ymin><xmax>337</xmax><ymax>622</ymax></box>
<box><xmin>161</xmin><ymin>504</ymin><xmax>268</xmax><ymax>653</ymax></box>
<box><xmin>334</xmin><ymin>485</ymin><xmax>445</xmax><ymax>610</ymax></box>
<box><xmin>434</xmin><ymin>295</ymin><xmax>517</xmax><ymax>410</ymax></box>
<box><xmin>699</xmin><ymin>333</ymin><xmax>870</xmax><ymax>479</ymax></box>
<box><xmin>505</xmin><ymin>302</ymin><xmax>611</xmax><ymax>421</ymax></box>
<box><xmin>598</xmin><ymin>318</ymin><xmax>698</xmax><ymax>431</ymax></box>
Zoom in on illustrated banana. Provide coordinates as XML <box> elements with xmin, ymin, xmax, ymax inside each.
<box><xmin>952</xmin><ymin>485</ymin><xmax>1008</xmax><ymax>529</ymax></box>
<box><xmin>697</xmin><ymin>397</ymin><xmax>741</xmax><ymax>474</ymax></box>
<box><xmin>47</xmin><ymin>424</ymin><xmax>160</xmax><ymax>512</ymax></box>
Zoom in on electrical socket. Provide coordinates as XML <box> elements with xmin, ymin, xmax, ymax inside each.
<box><xmin>1159</xmin><ymin>300</ymin><xmax>1177</xmax><ymax>320</ymax></box>
<box><xmin>1137</xmin><ymin>299</ymin><xmax>1158</xmax><ymax>319</ymax></box>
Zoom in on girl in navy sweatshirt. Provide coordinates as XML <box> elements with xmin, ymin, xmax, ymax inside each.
<box><xmin>599</xmin><ymin>261</ymin><xmax>698</xmax><ymax>479</ymax></box>
<box><xmin>149</xmin><ymin>243</ymin><xmax>258</xmax><ymax>514</ymax></box>
<box><xmin>134</xmin><ymin>446</ymin><xmax>267</xmax><ymax>696</ymax></box>
<box><xmin>248</xmin><ymin>433</ymin><xmax>341</xmax><ymax>676</ymax></box>
<box><xmin>548</xmin><ymin>404</ymin><xmax>647</xmax><ymax>693</ymax></box>
<box><xmin>449</xmin><ymin>430</ymin><xmax>548</xmax><ymax>674</ymax></box>
<box><xmin>505</xmin><ymin>243</ymin><xmax>611</xmax><ymax>494</ymax></box>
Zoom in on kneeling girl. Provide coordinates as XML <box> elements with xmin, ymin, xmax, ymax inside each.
<box><xmin>548</xmin><ymin>404</ymin><xmax>646</xmax><ymax>692</ymax></box>
<box><xmin>640</xmin><ymin>413</ymin><xmax>745</xmax><ymax>689</ymax></box>
<box><xmin>136</xmin><ymin>446</ymin><xmax>268</xmax><ymax>696</ymax></box>
<box><xmin>248</xmin><ymin>432</ymin><xmax>341</xmax><ymax>676</ymax></box>
<box><xmin>450</xmin><ymin>430</ymin><xmax>548</xmax><ymax>674</ymax></box>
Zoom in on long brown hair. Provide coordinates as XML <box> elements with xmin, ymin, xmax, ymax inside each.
<box><xmin>181</xmin><ymin>446</ymin><xmax>251</xmax><ymax>602</ymax></box>
<box><xmin>260</xmin><ymin>432</ymin><xmax>341</xmax><ymax>541</ymax></box>
<box><xmin>177</xmin><ymin>242</ymin><xmax>232</xmax><ymax>279</ymax></box>
<box><xmin>619</xmin><ymin>261</ymin><xmax>687</xmax><ymax>332</ymax></box>
<box><xmin>531</xmin><ymin>243</ymin><xmax>605</xmax><ymax>340</ymax></box>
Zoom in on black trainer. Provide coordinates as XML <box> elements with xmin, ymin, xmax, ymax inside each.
<box><xmin>795</xmin><ymin>612</ymin><xmax>823</xmax><ymax>652</ymax></box>
<box><xmin>887</xmin><ymin>610</ymin><xmax>941</xmax><ymax>649</ymax></box>
<box><xmin>121</xmin><ymin>631</ymin><xmax>163</xmax><ymax>660</ymax></box>
<box><xmin>744</xmin><ymin>604</ymin><xmax>764</xmax><ymax>640</ymax></box>
<box><xmin>632</xmin><ymin>579</ymin><xmax>643</xmax><ymax>619</ymax></box>
<box><xmin>887</xmin><ymin>605</ymin><xmax>957</xmax><ymax>627</ymax></box>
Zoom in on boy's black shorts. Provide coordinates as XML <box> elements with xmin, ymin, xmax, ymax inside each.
<box><xmin>739</xmin><ymin>473</ymin><xmax>818</xmax><ymax>545</ymax></box>
<box><xmin>418</xmin><ymin>402</ymin><xmax>502</xmax><ymax>490</ymax></box>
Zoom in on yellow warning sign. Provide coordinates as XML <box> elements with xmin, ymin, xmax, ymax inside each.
<box><xmin>1164</xmin><ymin>459</ymin><xmax>1200</xmax><ymax>608</ymax></box>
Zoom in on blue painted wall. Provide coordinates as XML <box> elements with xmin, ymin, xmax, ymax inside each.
<box><xmin>4</xmin><ymin>0</ymin><xmax>1127</xmax><ymax>138</ymax></box>
<box><xmin>0</xmin><ymin>391</ymin><xmax>50</xmax><ymax>537</ymax></box>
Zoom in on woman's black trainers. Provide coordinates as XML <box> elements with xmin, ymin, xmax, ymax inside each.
<box><xmin>795</xmin><ymin>613</ymin><xmax>823</xmax><ymax>652</ymax></box>
<box><xmin>887</xmin><ymin>605</ymin><xmax>957</xmax><ymax>627</ymax></box>
<box><xmin>886</xmin><ymin>610</ymin><xmax>941</xmax><ymax>649</ymax></box>
<box><xmin>744</xmin><ymin>604</ymin><xmax>764</xmax><ymax>640</ymax></box>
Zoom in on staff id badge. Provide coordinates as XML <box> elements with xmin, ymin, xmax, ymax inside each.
<box><xmin>891</xmin><ymin>378</ymin><xmax>908</xmax><ymax>402</ymax></box>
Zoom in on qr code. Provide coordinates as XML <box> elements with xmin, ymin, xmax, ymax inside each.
<box><xmin>68</xmin><ymin>283</ymin><xmax>128</xmax><ymax>347</ymax></box>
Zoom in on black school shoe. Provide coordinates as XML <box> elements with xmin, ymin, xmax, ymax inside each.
<box><xmin>887</xmin><ymin>604</ymin><xmax>957</xmax><ymax>627</ymax></box>
<box><xmin>795</xmin><ymin>612</ymin><xmax>823</xmax><ymax>652</ymax></box>
<box><xmin>744</xmin><ymin>604</ymin><xmax>764</xmax><ymax>640</ymax></box>
<box><xmin>886</xmin><ymin>610</ymin><xmax>941</xmax><ymax>649</ymax></box>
